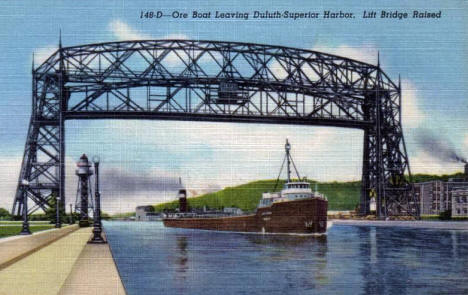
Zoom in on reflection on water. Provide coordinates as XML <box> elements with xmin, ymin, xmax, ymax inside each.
<box><xmin>356</xmin><ymin>226</ymin><xmax>468</xmax><ymax>295</ymax></box>
<box><xmin>171</xmin><ymin>236</ymin><xmax>189</xmax><ymax>294</ymax></box>
<box><xmin>175</xmin><ymin>236</ymin><xmax>188</xmax><ymax>271</ymax></box>
<box><xmin>245</xmin><ymin>234</ymin><xmax>327</xmax><ymax>247</ymax></box>
<box><xmin>104</xmin><ymin>221</ymin><xmax>468</xmax><ymax>295</ymax></box>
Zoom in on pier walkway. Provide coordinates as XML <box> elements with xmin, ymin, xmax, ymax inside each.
<box><xmin>58</xmin><ymin>235</ymin><xmax>126</xmax><ymax>295</ymax></box>
<box><xmin>0</xmin><ymin>227</ymin><xmax>125</xmax><ymax>295</ymax></box>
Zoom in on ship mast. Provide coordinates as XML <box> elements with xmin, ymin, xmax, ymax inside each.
<box><xmin>274</xmin><ymin>139</ymin><xmax>303</xmax><ymax>191</ymax></box>
<box><xmin>285</xmin><ymin>139</ymin><xmax>291</xmax><ymax>182</ymax></box>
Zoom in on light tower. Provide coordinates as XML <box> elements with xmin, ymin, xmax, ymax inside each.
<box><xmin>75</xmin><ymin>154</ymin><xmax>94</xmax><ymax>227</ymax></box>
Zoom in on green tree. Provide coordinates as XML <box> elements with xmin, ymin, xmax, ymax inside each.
<box><xmin>439</xmin><ymin>210</ymin><xmax>452</xmax><ymax>220</ymax></box>
<box><xmin>29</xmin><ymin>214</ymin><xmax>48</xmax><ymax>221</ymax></box>
<box><xmin>0</xmin><ymin>207</ymin><xmax>11</xmax><ymax>220</ymax></box>
<box><xmin>101</xmin><ymin>211</ymin><xmax>111</xmax><ymax>220</ymax></box>
<box><xmin>45</xmin><ymin>193</ymin><xmax>67</xmax><ymax>224</ymax></box>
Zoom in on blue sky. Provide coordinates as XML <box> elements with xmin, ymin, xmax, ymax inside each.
<box><xmin>0</xmin><ymin>0</ymin><xmax>467</xmax><ymax>212</ymax></box>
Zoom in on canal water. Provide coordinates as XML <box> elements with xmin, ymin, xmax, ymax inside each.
<box><xmin>104</xmin><ymin>221</ymin><xmax>468</xmax><ymax>295</ymax></box>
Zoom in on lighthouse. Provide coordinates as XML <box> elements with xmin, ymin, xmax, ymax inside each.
<box><xmin>75</xmin><ymin>154</ymin><xmax>94</xmax><ymax>227</ymax></box>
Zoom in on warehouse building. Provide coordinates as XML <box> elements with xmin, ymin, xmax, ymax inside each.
<box><xmin>451</xmin><ymin>189</ymin><xmax>468</xmax><ymax>217</ymax></box>
<box><xmin>135</xmin><ymin>205</ymin><xmax>161</xmax><ymax>221</ymax></box>
<box><xmin>414</xmin><ymin>177</ymin><xmax>468</xmax><ymax>217</ymax></box>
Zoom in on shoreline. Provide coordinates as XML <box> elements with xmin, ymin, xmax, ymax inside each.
<box><xmin>332</xmin><ymin>219</ymin><xmax>468</xmax><ymax>230</ymax></box>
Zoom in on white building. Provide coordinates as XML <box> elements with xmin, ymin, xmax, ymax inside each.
<box><xmin>414</xmin><ymin>179</ymin><xmax>468</xmax><ymax>216</ymax></box>
<box><xmin>452</xmin><ymin>189</ymin><xmax>468</xmax><ymax>217</ymax></box>
<box><xmin>223</xmin><ymin>207</ymin><xmax>243</xmax><ymax>215</ymax></box>
<box><xmin>135</xmin><ymin>205</ymin><xmax>161</xmax><ymax>221</ymax></box>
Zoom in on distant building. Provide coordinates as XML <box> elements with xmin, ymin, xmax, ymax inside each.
<box><xmin>223</xmin><ymin>207</ymin><xmax>243</xmax><ymax>215</ymax></box>
<box><xmin>452</xmin><ymin>189</ymin><xmax>468</xmax><ymax>217</ymax></box>
<box><xmin>414</xmin><ymin>180</ymin><xmax>448</xmax><ymax>215</ymax></box>
<box><xmin>414</xmin><ymin>177</ymin><xmax>468</xmax><ymax>216</ymax></box>
<box><xmin>136</xmin><ymin>205</ymin><xmax>161</xmax><ymax>221</ymax></box>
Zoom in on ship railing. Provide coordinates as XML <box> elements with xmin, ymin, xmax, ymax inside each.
<box><xmin>167</xmin><ymin>213</ymin><xmax>239</xmax><ymax>218</ymax></box>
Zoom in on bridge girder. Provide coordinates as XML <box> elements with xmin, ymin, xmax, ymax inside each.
<box><xmin>13</xmin><ymin>40</ymin><xmax>418</xmax><ymax>218</ymax></box>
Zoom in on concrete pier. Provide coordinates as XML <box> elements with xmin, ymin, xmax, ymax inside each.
<box><xmin>0</xmin><ymin>226</ymin><xmax>126</xmax><ymax>295</ymax></box>
<box><xmin>58</xmin><ymin>236</ymin><xmax>126</xmax><ymax>295</ymax></box>
<box><xmin>0</xmin><ymin>224</ymin><xmax>78</xmax><ymax>270</ymax></box>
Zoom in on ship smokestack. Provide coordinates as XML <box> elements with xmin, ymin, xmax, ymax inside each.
<box><xmin>179</xmin><ymin>189</ymin><xmax>187</xmax><ymax>213</ymax></box>
<box><xmin>285</xmin><ymin>139</ymin><xmax>291</xmax><ymax>183</ymax></box>
<box><xmin>178</xmin><ymin>177</ymin><xmax>188</xmax><ymax>213</ymax></box>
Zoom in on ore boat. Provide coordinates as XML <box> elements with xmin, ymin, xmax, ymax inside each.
<box><xmin>163</xmin><ymin>140</ymin><xmax>328</xmax><ymax>234</ymax></box>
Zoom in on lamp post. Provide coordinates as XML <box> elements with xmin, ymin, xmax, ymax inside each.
<box><xmin>69</xmin><ymin>204</ymin><xmax>74</xmax><ymax>224</ymax></box>
<box><xmin>89</xmin><ymin>156</ymin><xmax>106</xmax><ymax>244</ymax></box>
<box><xmin>19</xmin><ymin>179</ymin><xmax>31</xmax><ymax>235</ymax></box>
<box><xmin>55</xmin><ymin>194</ymin><xmax>61</xmax><ymax>228</ymax></box>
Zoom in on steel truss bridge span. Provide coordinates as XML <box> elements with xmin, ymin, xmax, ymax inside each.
<box><xmin>13</xmin><ymin>39</ymin><xmax>418</xmax><ymax>218</ymax></box>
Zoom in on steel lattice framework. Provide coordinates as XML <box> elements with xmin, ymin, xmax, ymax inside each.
<box><xmin>13</xmin><ymin>39</ymin><xmax>418</xmax><ymax>218</ymax></box>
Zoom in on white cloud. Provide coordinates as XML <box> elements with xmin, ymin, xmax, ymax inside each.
<box><xmin>410</xmin><ymin>150</ymin><xmax>462</xmax><ymax>175</ymax></box>
<box><xmin>401</xmin><ymin>79</ymin><xmax>425</xmax><ymax>129</ymax></box>
<box><xmin>108</xmin><ymin>19</ymin><xmax>189</xmax><ymax>42</ymax></box>
<box><xmin>106</xmin><ymin>20</ymin><xmax>190</xmax><ymax>68</ymax></box>
<box><xmin>33</xmin><ymin>21</ymin><xmax>190</xmax><ymax>72</ymax></box>
<box><xmin>305</xmin><ymin>45</ymin><xmax>426</xmax><ymax>127</ymax></box>
<box><xmin>270</xmin><ymin>59</ymin><xmax>321</xmax><ymax>81</ymax></box>
<box><xmin>270</xmin><ymin>43</ymin><xmax>378</xmax><ymax>81</ymax></box>
<box><xmin>464</xmin><ymin>134</ymin><xmax>468</xmax><ymax>150</ymax></box>
<box><xmin>0</xmin><ymin>157</ymin><xmax>22</xmax><ymax>210</ymax></box>
<box><xmin>108</xmin><ymin>19</ymin><xmax>152</xmax><ymax>40</ymax></box>
<box><xmin>271</xmin><ymin>44</ymin><xmax>425</xmax><ymax>144</ymax></box>
<box><xmin>164</xmin><ymin>33</ymin><xmax>188</xmax><ymax>40</ymax></box>
<box><xmin>35</xmin><ymin>45</ymin><xmax>58</xmax><ymax>65</ymax></box>
<box><xmin>312</xmin><ymin>43</ymin><xmax>379</xmax><ymax>65</ymax></box>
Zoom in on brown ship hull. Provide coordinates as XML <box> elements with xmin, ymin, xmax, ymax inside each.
<box><xmin>163</xmin><ymin>198</ymin><xmax>328</xmax><ymax>234</ymax></box>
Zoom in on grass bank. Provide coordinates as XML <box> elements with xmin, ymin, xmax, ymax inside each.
<box><xmin>154</xmin><ymin>179</ymin><xmax>361</xmax><ymax>212</ymax></box>
<box><xmin>0</xmin><ymin>221</ymin><xmax>52</xmax><ymax>225</ymax></box>
<box><xmin>0</xmin><ymin>225</ymin><xmax>56</xmax><ymax>238</ymax></box>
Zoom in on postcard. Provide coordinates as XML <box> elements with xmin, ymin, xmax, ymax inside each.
<box><xmin>0</xmin><ymin>1</ymin><xmax>467</xmax><ymax>294</ymax></box>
